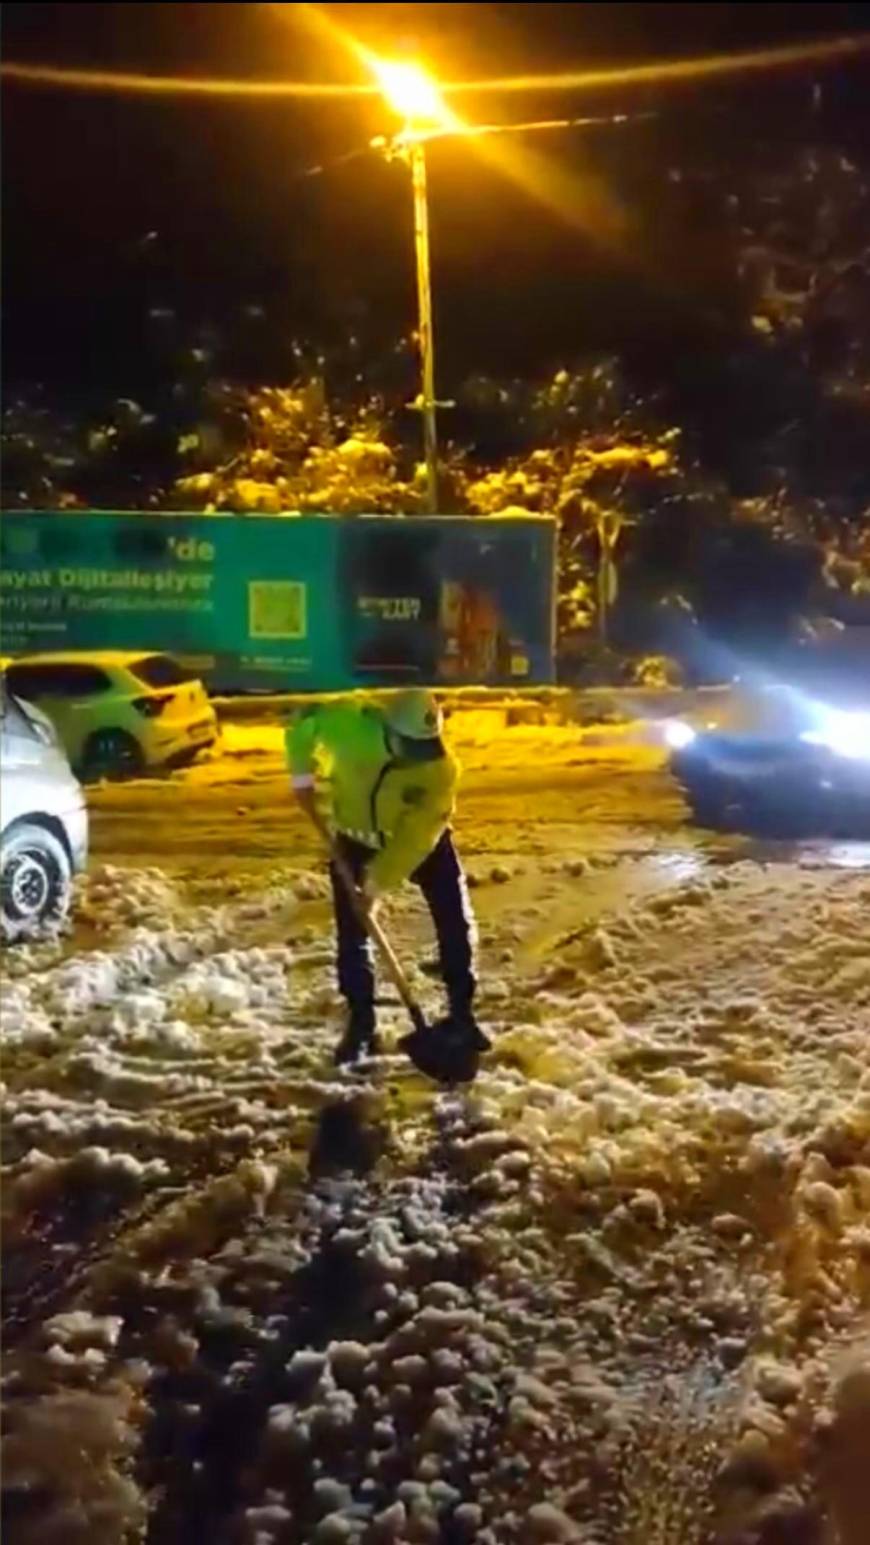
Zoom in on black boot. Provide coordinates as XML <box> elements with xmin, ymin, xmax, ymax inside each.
<box><xmin>334</xmin><ymin>1007</ymin><xmax>380</xmax><ymax>1067</ymax></box>
<box><xmin>399</xmin><ymin>1005</ymin><xmax>490</xmax><ymax>1085</ymax></box>
<box><xmin>448</xmin><ymin>1004</ymin><xmax>491</xmax><ymax>1053</ymax></box>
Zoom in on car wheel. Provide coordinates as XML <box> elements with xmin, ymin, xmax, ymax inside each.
<box><xmin>82</xmin><ymin>728</ymin><xmax>145</xmax><ymax>782</ymax></box>
<box><xmin>1</xmin><ymin>823</ymin><xmax>72</xmax><ymax>941</ymax></box>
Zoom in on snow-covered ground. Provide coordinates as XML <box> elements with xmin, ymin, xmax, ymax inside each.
<box><xmin>2</xmin><ymin>721</ymin><xmax>870</xmax><ymax>1544</ymax></box>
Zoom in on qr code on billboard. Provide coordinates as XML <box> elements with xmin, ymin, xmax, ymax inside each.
<box><xmin>248</xmin><ymin>581</ymin><xmax>307</xmax><ymax>641</ymax></box>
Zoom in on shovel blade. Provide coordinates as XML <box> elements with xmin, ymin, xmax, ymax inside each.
<box><xmin>399</xmin><ymin>1018</ymin><xmax>481</xmax><ymax>1085</ymax></box>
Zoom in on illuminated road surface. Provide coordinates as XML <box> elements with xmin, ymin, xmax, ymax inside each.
<box><xmin>3</xmin><ymin>726</ymin><xmax>868</xmax><ymax>1544</ymax></box>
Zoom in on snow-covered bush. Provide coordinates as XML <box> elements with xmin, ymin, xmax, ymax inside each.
<box><xmin>173</xmin><ymin>379</ymin><xmax>419</xmax><ymax>515</ymax></box>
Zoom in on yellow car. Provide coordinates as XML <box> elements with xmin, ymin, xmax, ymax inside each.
<box><xmin>4</xmin><ymin>651</ymin><xmax>218</xmax><ymax>780</ymax></box>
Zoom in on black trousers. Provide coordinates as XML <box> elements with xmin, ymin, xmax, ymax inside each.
<box><xmin>329</xmin><ymin>830</ymin><xmax>476</xmax><ymax>1019</ymax></box>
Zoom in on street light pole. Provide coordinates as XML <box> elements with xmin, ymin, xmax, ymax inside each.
<box><xmin>369</xmin><ymin>60</ymin><xmax>450</xmax><ymax>516</ymax></box>
<box><xmin>408</xmin><ymin>136</ymin><xmax>439</xmax><ymax>514</ymax></box>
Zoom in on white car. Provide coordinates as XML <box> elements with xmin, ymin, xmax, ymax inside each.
<box><xmin>4</xmin><ymin>651</ymin><xmax>218</xmax><ymax>780</ymax></box>
<box><xmin>1</xmin><ymin>679</ymin><xmax>88</xmax><ymax>940</ymax></box>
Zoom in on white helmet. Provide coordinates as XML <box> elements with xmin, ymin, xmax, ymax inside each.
<box><xmin>385</xmin><ymin>688</ymin><xmax>443</xmax><ymax>741</ymax></box>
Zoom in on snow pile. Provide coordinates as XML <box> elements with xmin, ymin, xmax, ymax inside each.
<box><xmin>81</xmin><ymin>863</ymin><xmax>185</xmax><ymax>931</ymax></box>
<box><xmin>162</xmin><ymin>1166</ymin><xmax>591</xmax><ymax>1542</ymax></box>
<box><xmin>1</xmin><ymin>1384</ymin><xmax>146</xmax><ymax>1545</ymax></box>
<box><xmin>169</xmin><ymin>944</ymin><xmax>292</xmax><ymax>1019</ymax></box>
<box><xmin>190</xmin><ymin>707</ymin><xmax>661</xmax><ymax>801</ymax></box>
<box><xmin>1</xmin><ymin>890</ymin><xmax>326</xmax><ymax>1280</ymax></box>
<box><xmin>4</xmin><ymin>814</ymin><xmax>870</xmax><ymax>1540</ymax></box>
<box><xmin>4</xmin><ymin>1144</ymin><xmax>170</xmax><ymax>1229</ymax></box>
<box><xmin>453</xmin><ymin>716</ymin><xmax>659</xmax><ymax>776</ymax></box>
<box><xmin>0</xmin><ymin>978</ymin><xmax>58</xmax><ymax>1048</ymax></box>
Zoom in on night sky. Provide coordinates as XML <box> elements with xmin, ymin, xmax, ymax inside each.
<box><xmin>4</xmin><ymin>3</ymin><xmax>870</xmax><ymax>400</ymax></box>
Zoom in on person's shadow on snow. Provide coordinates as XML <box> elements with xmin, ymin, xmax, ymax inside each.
<box><xmin>308</xmin><ymin>1094</ymin><xmax>390</xmax><ymax>1179</ymax></box>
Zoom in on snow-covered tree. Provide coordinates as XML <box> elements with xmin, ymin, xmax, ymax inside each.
<box><xmin>172</xmin><ymin>378</ymin><xmax>419</xmax><ymax>515</ymax></box>
<box><xmin>1</xmin><ymin>394</ymin><xmax>166</xmax><ymax>511</ymax></box>
<box><xmin>727</xmin><ymin>146</ymin><xmax>870</xmax><ymax>600</ymax></box>
<box><xmin>458</xmin><ymin>363</ymin><xmax>698</xmax><ymax>640</ymax></box>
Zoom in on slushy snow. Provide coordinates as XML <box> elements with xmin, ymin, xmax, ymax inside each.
<box><xmin>2</xmin><ymin>733</ymin><xmax>870</xmax><ymax>1543</ymax></box>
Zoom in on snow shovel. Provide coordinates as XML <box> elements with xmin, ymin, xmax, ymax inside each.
<box><xmin>310</xmin><ymin>814</ymin><xmax>481</xmax><ymax>1084</ymax></box>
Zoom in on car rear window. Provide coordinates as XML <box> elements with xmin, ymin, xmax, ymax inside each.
<box><xmin>6</xmin><ymin>662</ymin><xmax>110</xmax><ymax>697</ymax></box>
<box><xmin>131</xmin><ymin>654</ymin><xmax>192</xmax><ymax>688</ymax></box>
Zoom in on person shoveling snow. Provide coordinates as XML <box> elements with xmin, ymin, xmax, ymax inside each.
<box><xmin>287</xmin><ymin>689</ymin><xmax>489</xmax><ymax>1077</ymax></box>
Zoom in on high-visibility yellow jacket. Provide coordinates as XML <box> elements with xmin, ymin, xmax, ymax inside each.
<box><xmin>286</xmin><ymin>701</ymin><xmax>458</xmax><ymax>893</ymax></box>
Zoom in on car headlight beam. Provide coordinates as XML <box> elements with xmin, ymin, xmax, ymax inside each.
<box><xmin>664</xmin><ymin>720</ymin><xmax>697</xmax><ymax>751</ymax></box>
<box><xmin>800</xmin><ymin>709</ymin><xmax>870</xmax><ymax>762</ymax></box>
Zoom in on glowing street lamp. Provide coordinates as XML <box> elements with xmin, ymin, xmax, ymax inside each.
<box><xmin>369</xmin><ymin>59</ymin><xmax>454</xmax><ymax>514</ymax></box>
<box><xmin>371</xmin><ymin>60</ymin><xmax>447</xmax><ymax>126</ymax></box>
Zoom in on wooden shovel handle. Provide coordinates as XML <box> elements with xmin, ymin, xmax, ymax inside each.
<box><xmin>310</xmin><ymin>814</ymin><xmax>424</xmax><ymax>1025</ymax></box>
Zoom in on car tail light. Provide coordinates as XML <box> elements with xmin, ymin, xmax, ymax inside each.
<box><xmin>25</xmin><ymin>712</ymin><xmax>59</xmax><ymax>747</ymax></box>
<box><xmin>133</xmin><ymin>696</ymin><xmax>169</xmax><ymax>718</ymax></box>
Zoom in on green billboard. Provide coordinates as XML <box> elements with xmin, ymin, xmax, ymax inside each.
<box><xmin>0</xmin><ymin>512</ymin><xmax>556</xmax><ymax>691</ymax></box>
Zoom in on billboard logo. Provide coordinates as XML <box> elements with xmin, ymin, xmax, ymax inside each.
<box><xmin>167</xmin><ymin>536</ymin><xmax>215</xmax><ymax>562</ymax></box>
